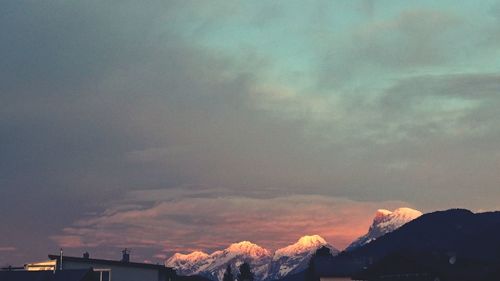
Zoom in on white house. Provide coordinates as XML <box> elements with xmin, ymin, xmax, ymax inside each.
<box><xmin>26</xmin><ymin>250</ymin><xmax>176</xmax><ymax>281</ymax></box>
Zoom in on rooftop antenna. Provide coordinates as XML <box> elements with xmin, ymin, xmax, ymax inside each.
<box><xmin>121</xmin><ymin>248</ymin><xmax>130</xmax><ymax>263</ymax></box>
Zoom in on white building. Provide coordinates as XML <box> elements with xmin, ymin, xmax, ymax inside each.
<box><xmin>25</xmin><ymin>259</ymin><xmax>57</xmax><ymax>271</ymax></box>
<box><xmin>24</xmin><ymin>250</ymin><xmax>176</xmax><ymax>281</ymax></box>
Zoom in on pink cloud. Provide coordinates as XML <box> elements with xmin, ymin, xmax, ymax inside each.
<box><xmin>52</xmin><ymin>190</ymin><xmax>413</xmax><ymax>261</ymax></box>
<box><xmin>50</xmin><ymin>235</ymin><xmax>85</xmax><ymax>248</ymax></box>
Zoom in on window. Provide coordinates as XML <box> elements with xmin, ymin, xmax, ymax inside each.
<box><xmin>94</xmin><ymin>268</ymin><xmax>112</xmax><ymax>281</ymax></box>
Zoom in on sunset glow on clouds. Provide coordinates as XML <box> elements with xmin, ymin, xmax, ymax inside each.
<box><xmin>0</xmin><ymin>247</ymin><xmax>16</xmax><ymax>252</ymax></box>
<box><xmin>51</xmin><ymin>188</ymin><xmax>409</xmax><ymax>261</ymax></box>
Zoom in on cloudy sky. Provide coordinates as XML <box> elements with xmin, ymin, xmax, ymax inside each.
<box><xmin>2</xmin><ymin>0</ymin><xmax>500</xmax><ymax>265</ymax></box>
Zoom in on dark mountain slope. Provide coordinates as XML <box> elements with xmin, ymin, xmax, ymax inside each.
<box><xmin>347</xmin><ymin>209</ymin><xmax>500</xmax><ymax>260</ymax></box>
<box><xmin>280</xmin><ymin>209</ymin><xmax>500</xmax><ymax>279</ymax></box>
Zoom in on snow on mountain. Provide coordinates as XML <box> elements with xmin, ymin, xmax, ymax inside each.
<box><xmin>267</xmin><ymin>235</ymin><xmax>339</xmax><ymax>280</ymax></box>
<box><xmin>165</xmin><ymin>209</ymin><xmax>421</xmax><ymax>280</ymax></box>
<box><xmin>207</xmin><ymin>241</ymin><xmax>272</xmax><ymax>281</ymax></box>
<box><xmin>166</xmin><ymin>241</ymin><xmax>272</xmax><ymax>281</ymax></box>
<box><xmin>166</xmin><ymin>251</ymin><xmax>212</xmax><ymax>276</ymax></box>
<box><xmin>273</xmin><ymin>235</ymin><xmax>327</xmax><ymax>260</ymax></box>
<box><xmin>166</xmin><ymin>236</ymin><xmax>339</xmax><ymax>281</ymax></box>
<box><xmin>345</xmin><ymin>207</ymin><xmax>422</xmax><ymax>251</ymax></box>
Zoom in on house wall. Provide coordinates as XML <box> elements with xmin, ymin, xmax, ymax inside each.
<box><xmin>25</xmin><ymin>260</ymin><xmax>56</xmax><ymax>271</ymax></box>
<box><xmin>62</xmin><ymin>260</ymin><xmax>162</xmax><ymax>281</ymax></box>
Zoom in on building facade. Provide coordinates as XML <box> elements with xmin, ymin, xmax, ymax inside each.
<box><xmin>36</xmin><ymin>251</ymin><xmax>176</xmax><ymax>281</ymax></box>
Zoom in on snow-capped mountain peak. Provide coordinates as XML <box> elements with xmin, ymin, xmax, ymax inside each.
<box><xmin>371</xmin><ymin>208</ymin><xmax>422</xmax><ymax>233</ymax></box>
<box><xmin>346</xmin><ymin>207</ymin><xmax>422</xmax><ymax>251</ymax></box>
<box><xmin>297</xmin><ymin>235</ymin><xmax>327</xmax><ymax>246</ymax></box>
<box><xmin>392</xmin><ymin>207</ymin><xmax>423</xmax><ymax>219</ymax></box>
<box><xmin>267</xmin><ymin>235</ymin><xmax>339</xmax><ymax>280</ymax></box>
<box><xmin>166</xmin><ymin>251</ymin><xmax>213</xmax><ymax>276</ymax></box>
<box><xmin>166</xmin><ymin>241</ymin><xmax>271</xmax><ymax>281</ymax></box>
<box><xmin>273</xmin><ymin>235</ymin><xmax>327</xmax><ymax>260</ymax></box>
<box><xmin>374</xmin><ymin>209</ymin><xmax>392</xmax><ymax>219</ymax></box>
<box><xmin>170</xmin><ymin>251</ymin><xmax>210</xmax><ymax>262</ymax></box>
<box><xmin>226</xmin><ymin>241</ymin><xmax>271</xmax><ymax>257</ymax></box>
<box><xmin>166</xmin><ymin>236</ymin><xmax>339</xmax><ymax>281</ymax></box>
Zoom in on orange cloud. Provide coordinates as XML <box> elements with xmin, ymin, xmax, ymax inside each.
<box><xmin>0</xmin><ymin>247</ymin><xmax>16</xmax><ymax>252</ymax></box>
<box><xmin>51</xmin><ymin>190</ymin><xmax>412</xmax><ymax>261</ymax></box>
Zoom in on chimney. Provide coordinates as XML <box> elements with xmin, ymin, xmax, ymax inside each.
<box><xmin>59</xmin><ymin>248</ymin><xmax>63</xmax><ymax>271</ymax></box>
<box><xmin>121</xmin><ymin>249</ymin><xmax>130</xmax><ymax>263</ymax></box>
<box><xmin>83</xmin><ymin>252</ymin><xmax>90</xmax><ymax>259</ymax></box>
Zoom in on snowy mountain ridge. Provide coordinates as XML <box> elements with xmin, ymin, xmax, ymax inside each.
<box><xmin>267</xmin><ymin>235</ymin><xmax>339</xmax><ymax>280</ymax></box>
<box><xmin>166</xmin><ymin>207</ymin><xmax>422</xmax><ymax>280</ymax></box>
<box><xmin>166</xmin><ymin>241</ymin><xmax>272</xmax><ymax>281</ymax></box>
<box><xmin>166</xmin><ymin>235</ymin><xmax>338</xmax><ymax>281</ymax></box>
<box><xmin>273</xmin><ymin>235</ymin><xmax>327</xmax><ymax>260</ymax></box>
<box><xmin>345</xmin><ymin>207</ymin><xmax>422</xmax><ymax>251</ymax></box>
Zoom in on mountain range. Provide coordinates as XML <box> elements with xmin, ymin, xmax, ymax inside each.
<box><xmin>166</xmin><ymin>207</ymin><xmax>421</xmax><ymax>281</ymax></box>
<box><xmin>167</xmin><ymin>241</ymin><xmax>272</xmax><ymax>281</ymax></box>
<box><xmin>166</xmin><ymin>235</ymin><xmax>337</xmax><ymax>281</ymax></box>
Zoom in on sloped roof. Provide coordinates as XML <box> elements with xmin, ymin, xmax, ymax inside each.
<box><xmin>48</xmin><ymin>255</ymin><xmax>173</xmax><ymax>271</ymax></box>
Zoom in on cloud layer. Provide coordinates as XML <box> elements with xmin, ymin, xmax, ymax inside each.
<box><xmin>1</xmin><ymin>0</ymin><xmax>500</xmax><ymax>265</ymax></box>
<box><xmin>51</xmin><ymin>188</ymin><xmax>408</xmax><ymax>262</ymax></box>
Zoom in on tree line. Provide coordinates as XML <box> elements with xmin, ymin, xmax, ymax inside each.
<box><xmin>223</xmin><ymin>262</ymin><xmax>254</xmax><ymax>281</ymax></box>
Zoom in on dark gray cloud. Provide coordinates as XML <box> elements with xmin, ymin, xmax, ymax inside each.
<box><xmin>2</xmin><ymin>0</ymin><xmax>500</xmax><ymax>266</ymax></box>
<box><xmin>1</xmin><ymin>0</ymin><xmax>337</xmax><ymax>264</ymax></box>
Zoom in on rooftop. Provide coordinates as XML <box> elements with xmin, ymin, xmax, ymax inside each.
<box><xmin>48</xmin><ymin>255</ymin><xmax>174</xmax><ymax>271</ymax></box>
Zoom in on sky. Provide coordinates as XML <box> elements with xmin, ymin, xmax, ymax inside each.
<box><xmin>1</xmin><ymin>0</ymin><xmax>500</xmax><ymax>265</ymax></box>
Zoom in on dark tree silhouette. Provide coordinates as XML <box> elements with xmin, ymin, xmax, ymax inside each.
<box><xmin>305</xmin><ymin>257</ymin><xmax>319</xmax><ymax>281</ymax></box>
<box><xmin>315</xmin><ymin>246</ymin><xmax>331</xmax><ymax>257</ymax></box>
<box><xmin>223</xmin><ymin>264</ymin><xmax>234</xmax><ymax>281</ymax></box>
<box><xmin>237</xmin><ymin>262</ymin><xmax>254</xmax><ymax>281</ymax></box>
